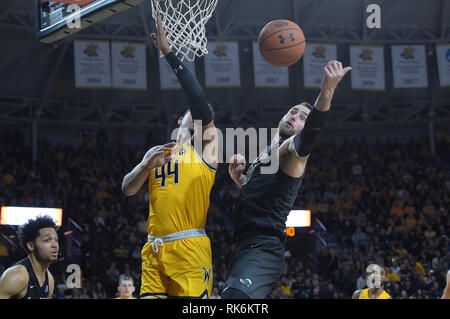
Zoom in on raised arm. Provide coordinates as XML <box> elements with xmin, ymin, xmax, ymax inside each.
<box><xmin>151</xmin><ymin>13</ymin><xmax>214</xmax><ymax>131</ymax></box>
<box><xmin>122</xmin><ymin>142</ymin><xmax>176</xmax><ymax>197</ymax></box>
<box><xmin>281</xmin><ymin>61</ymin><xmax>350</xmax><ymax>168</ymax></box>
<box><xmin>290</xmin><ymin>60</ymin><xmax>351</xmax><ymax>158</ymax></box>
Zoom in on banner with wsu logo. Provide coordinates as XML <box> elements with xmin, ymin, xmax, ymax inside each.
<box><xmin>391</xmin><ymin>45</ymin><xmax>428</xmax><ymax>88</ymax></box>
<box><xmin>204</xmin><ymin>41</ymin><xmax>241</xmax><ymax>88</ymax></box>
<box><xmin>111</xmin><ymin>41</ymin><xmax>147</xmax><ymax>90</ymax></box>
<box><xmin>252</xmin><ymin>41</ymin><xmax>289</xmax><ymax>88</ymax></box>
<box><xmin>349</xmin><ymin>45</ymin><xmax>385</xmax><ymax>90</ymax></box>
<box><xmin>74</xmin><ymin>40</ymin><xmax>111</xmax><ymax>88</ymax></box>
<box><xmin>303</xmin><ymin>43</ymin><xmax>337</xmax><ymax>88</ymax></box>
<box><xmin>436</xmin><ymin>44</ymin><xmax>450</xmax><ymax>87</ymax></box>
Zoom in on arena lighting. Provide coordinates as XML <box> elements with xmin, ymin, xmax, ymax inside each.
<box><xmin>285</xmin><ymin>210</ymin><xmax>311</xmax><ymax>227</ymax></box>
<box><xmin>0</xmin><ymin>206</ymin><xmax>63</xmax><ymax>226</ymax></box>
<box><xmin>285</xmin><ymin>210</ymin><xmax>311</xmax><ymax>237</ymax></box>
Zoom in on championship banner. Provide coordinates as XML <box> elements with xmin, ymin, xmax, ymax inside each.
<box><xmin>74</xmin><ymin>40</ymin><xmax>111</xmax><ymax>88</ymax></box>
<box><xmin>204</xmin><ymin>41</ymin><xmax>240</xmax><ymax>88</ymax></box>
<box><xmin>436</xmin><ymin>44</ymin><xmax>450</xmax><ymax>87</ymax></box>
<box><xmin>303</xmin><ymin>43</ymin><xmax>337</xmax><ymax>88</ymax></box>
<box><xmin>349</xmin><ymin>45</ymin><xmax>385</xmax><ymax>90</ymax></box>
<box><xmin>391</xmin><ymin>45</ymin><xmax>428</xmax><ymax>88</ymax></box>
<box><xmin>111</xmin><ymin>41</ymin><xmax>147</xmax><ymax>90</ymax></box>
<box><xmin>252</xmin><ymin>41</ymin><xmax>289</xmax><ymax>88</ymax></box>
<box><xmin>159</xmin><ymin>57</ymin><xmax>196</xmax><ymax>89</ymax></box>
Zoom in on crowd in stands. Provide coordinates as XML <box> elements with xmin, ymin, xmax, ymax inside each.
<box><xmin>0</xmin><ymin>128</ymin><xmax>448</xmax><ymax>299</ymax></box>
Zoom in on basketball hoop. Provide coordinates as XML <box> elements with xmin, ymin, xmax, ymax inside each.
<box><xmin>150</xmin><ymin>0</ymin><xmax>218</xmax><ymax>61</ymax></box>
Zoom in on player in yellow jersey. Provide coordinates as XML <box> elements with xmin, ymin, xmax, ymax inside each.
<box><xmin>352</xmin><ymin>264</ymin><xmax>392</xmax><ymax>299</ymax></box>
<box><xmin>442</xmin><ymin>270</ymin><xmax>450</xmax><ymax>299</ymax></box>
<box><xmin>121</xmin><ymin>13</ymin><xmax>218</xmax><ymax>299</ymax></box>
<box><xmin>114</xmin><ymin>275</ymin><xmax>137</xmax><ymax>299</ymax></box>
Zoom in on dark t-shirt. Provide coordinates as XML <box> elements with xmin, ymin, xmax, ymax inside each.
<box><xmin>233</xmin><ymin>142</ymin><xmax>304</xmax><ymax>242</ymax></box>
<box><xmin>13</xmin><ymin>257</ymin><xmax>49</xmax><ymax>299</ymax></box>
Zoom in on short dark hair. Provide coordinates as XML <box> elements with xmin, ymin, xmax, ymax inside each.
<box><xmin>19</xmin><ymin>216</ymin><xmax>58</xmax><ymax>252</ymax></box>
<box><xmin>183</xmin><ymin>103</ymin><xmax>215</xmax><ymax>120</ymax></box>
<box><xmin>299</xmin><ymin>102</ymin><xmax>313</xmax><ymax>111</ymax></box>
<box><xmin>118</xmin><ymin>274</ymin><xmax>134</xmax><ymax>285</ymax></box>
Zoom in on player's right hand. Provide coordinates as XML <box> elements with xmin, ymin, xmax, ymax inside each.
<box><xmin>228</xmin><ymin>154</ymin><xmax>246</xmax><ymax>178</ymax></box>
<box><xmin>143</xmin><ymin>142</ymin><xmax>176</xmax><ymax>169</ymax></box>
<box><xmin>321</xmin><ymin>60</ymin><xmax>351</xmax><ymax>92</ymax></box>
<box><xmin>151</xmin><ymin>12</ymin><xmax>171</xmax><ymax>56</ymax></box>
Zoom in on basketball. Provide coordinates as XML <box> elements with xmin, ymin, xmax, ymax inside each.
<box><xmin>258</xmin><ymin>19</ymin><xmax>306</xmax><ymax>67</ymax></box>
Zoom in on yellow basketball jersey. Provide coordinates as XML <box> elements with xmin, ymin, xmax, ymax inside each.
<box><xmin>359</xmin><ymin>288</ymin><xmax>391</xmax><ymax>299</ymax></box>
<box><xmin>147</xmin><ymin>140</ymin><xmax>216</xmax><ymax>236</ymax></box>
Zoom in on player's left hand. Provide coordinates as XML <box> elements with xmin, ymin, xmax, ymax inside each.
<box><xmin>151</xmin><ymin>12</ymin><xmax>171</xmax><ymax>55</ymax></box>
<box><xmin>321</xmin><ymin>60</ymin><xmax>351</xmax><ymax>92</ymax></box>
<box><xmin>142</xmin><ymin>142</ymin><xmax>176</xmax><ymax>170</ymax></box>
<box><xmin>228</xmin><ymin>154</ymin><xmax>246</xmax><ymax>179</ymax></box>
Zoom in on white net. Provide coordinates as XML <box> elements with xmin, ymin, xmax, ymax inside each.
<box><xmin>150</xmin><ymin>0</ymin><xmax>219</xmax><ymax>62</ymax></box>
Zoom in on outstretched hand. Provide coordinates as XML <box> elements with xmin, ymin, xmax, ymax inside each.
<box><xmin>321</xmin><ymin>60</ymin><xmax>351</xmax><ymax>92</ymax></box>
<box><xmin>228</xmin><ymin>154</ymin><xmax>246</xmax><ymax>179</ymax></box>
<box><xmin>142</xmin><ymin>142</ymin><xmax>176</xmax><ymax>170</ymax></box>
<box><xmin>151</xmin><ymin>12</ymin><xmax>171</xmax><ymax>55</ymax></box>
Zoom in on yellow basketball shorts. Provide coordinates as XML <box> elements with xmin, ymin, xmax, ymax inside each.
<box><xmin>140</xmin><ymin>236</ymin><xmax>213</xmax><ymax>299</ymax></box>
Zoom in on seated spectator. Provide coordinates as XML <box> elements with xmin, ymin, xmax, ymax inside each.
<box><xmin>113</xmin><ymin>244</ymin><xmax>129</xmax><ymax>260</ymax></box>
<box><xmin>280</xmin><ymin>275</ymin><xmax>295</xmax><ymax>297</ymax></box>
<box><xmin>399</xmin><ymin>263</ymin><xmax>411</xmax><ymax>280</ymax></box>
<box><xmin>352</xmin><ymin>228</ymin><xmax>369</xmax><ymax>253</ymax></box>
<box><xmin>415</xmin><ymin>261</ymin><xmax>426</xmax><ymax>276</ymax></box>
<box><xmin>92</xmin><ymin>281</ymin><xmax>107</xmax><ymax>299</ymax></box>
<box><xmin>404</xmin><ymin>212</ymin><xmax>417</xmax><ymax>230</ymax></box>
<box><xmin>318</xmin><ymin>202</ymin><xmax>330</xmax><ymax>214</ymax></box>
<box><xmin>136</xmin><ymin>215</ymin><xmax>147</xmax><ymax>235</ymax></box>
<box><xmin>386</xmin><ymin>268</ymin><xmax>401</xmax><ymax>283</ymax></box>
<box><xmin>422</xmin><ymin>200</ymin><xmax>436</xmax><ymax>215</ymax></box>
<box><xmin>424</xmin><ymin>225</ymin><xmax>436</xmax><ymax>239</ymax></box>
<box><xmin>399</xmin><ymin>290</ymin><xmax>408</xmax><ymax>299</ymax></box>
<box><xmin>106</xmin><ymin>262</ymin><xmax>120</xmax><ymax>284</ymax></box>
<box><xmin>115</xmin><ymin>274</ymin><xmax>136</xmax><ymax>299</ymax></box>
<box><xmin>403</xmin><ymin>199</ymin><xmax>416</xmax><ymax>216</ymax></box>
<box><xmin>1</xmin><ymin>172</ymin><xmax>14</xmax><ymax>185</ymax></box>
<box><xmin>318</xmin><ymin>283</ymin><xmax>335</xmax><ymax>299</ymax></box>
<box><xmin>0</xmin><ymin>240</ymin><xmax>9</xmax><ymax>265</ymax></box>
<box><xmin>390</xmin><ymin>200</ymin><xmax>405</xmax><ymax>218</ymax></box>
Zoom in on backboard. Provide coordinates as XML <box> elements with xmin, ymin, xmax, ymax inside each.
<box><xmin>35</xmin><ymin>0</ymin><xmax>145</xmax><ymax>43</ymax></box>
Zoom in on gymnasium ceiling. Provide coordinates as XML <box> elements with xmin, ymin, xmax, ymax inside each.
<box><xmin>0</xmin><ymin>0</ymin><xmax>449</xmax><ymax>135</ymax></box>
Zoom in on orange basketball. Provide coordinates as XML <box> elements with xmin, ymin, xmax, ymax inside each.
<box><xmin>258</xmin><ymin>19</ymin><xmax>306</xmax><ymax>67</ymax></box>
